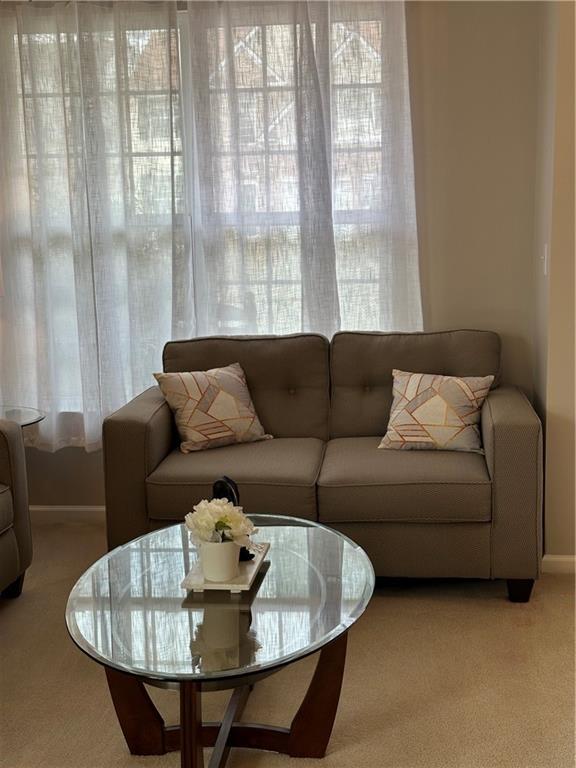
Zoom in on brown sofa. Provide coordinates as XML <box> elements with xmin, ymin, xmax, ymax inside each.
<box><xmin>0</xmin><ymin>420</ymin><xmax>32</xmax><ymax>598</ymax></box>
<box><xmin>104</xmin><ymin>330</ymin><xmax>542</xmax><ymax>602</ymax></box>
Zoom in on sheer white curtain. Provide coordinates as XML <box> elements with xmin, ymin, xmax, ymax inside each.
<box><xmin>0</xmin><ymin>1</ymin><xmax>421</xmax><ymax>451</ymax></box>
<box><xmin>181</xmin><ymin>1</ymin><xmax>422</xmax><ymax>336</ymax></box>
<box><xmin>0</xmin><ymin>2</ymin><xmax>189</xmax><ymax>450</ymax></box>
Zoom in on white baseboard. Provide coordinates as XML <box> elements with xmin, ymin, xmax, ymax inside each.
<box><xmin>30</xmin><ymin>505</ymin><xmax>105</xmax><ymax>513</ymax></box>
<box><xmin>29</xmin><ymin>505</ymin><xmax>105</xmax><ymax>523</ymax></box>
<box><xmin>542</xmin><ymin>554</ymin><xmax>576</xmax><ymax>574</ymax></box>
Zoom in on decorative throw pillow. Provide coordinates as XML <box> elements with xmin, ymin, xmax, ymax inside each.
<box><xmin>379</xmin><ymin>369</ymin><xmax>494</xmax><ymax>453</ymax></box>
<box><xmin>154</xmin><ymin>363</ymin><xmax>272</xmax><ymax>453</ymax></box>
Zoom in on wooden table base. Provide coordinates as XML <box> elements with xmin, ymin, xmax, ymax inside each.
<box><xmin>105</xmin><ymin>631</ymin><xmax>348</xmax><ymax>768</ymax></box>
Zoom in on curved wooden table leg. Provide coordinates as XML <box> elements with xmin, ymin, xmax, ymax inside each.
<box><xmin>105</xmin><ymin>668</ymin><xmax>166</xmax><ymax>755</ymax></box>
<box><xmin>288</xmin><ymin>631</ymin><xmax>348</xmax><ymax>757</ymax></box>
<box><xmin>181</xmin><ymin>681</ymin><xmax>203</xmax><ymax>768</ymax></box>
<box><xmin>105</xmin><ymin>632</ymin><xmax>348</xmax><ymax>764</ymax></box>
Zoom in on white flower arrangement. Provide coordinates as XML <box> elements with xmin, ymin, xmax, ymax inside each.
<box><xmin>185</xmin><ymin>498</ymin><xmax>257</xmax><ymax>549</ymax></box>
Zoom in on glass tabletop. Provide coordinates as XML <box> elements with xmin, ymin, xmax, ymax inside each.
<box><xmin>65</xmin><ymin>515</ymin><xmax>374</xmax><ymax>682</ymax></box>
<box><xmin>0</xmin><ymin>405</ymin><xmax>45</xmax><ymax>427</ymax></box>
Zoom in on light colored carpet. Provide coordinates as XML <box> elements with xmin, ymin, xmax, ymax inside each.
<box><xmin>0</xmin><ymin>510</ymin><xmax>574</xmax><ymax>768</ymax></box>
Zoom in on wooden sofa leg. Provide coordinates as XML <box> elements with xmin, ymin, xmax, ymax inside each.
<box><xmin>1</xmin><ymin>573</ymin><xmax>25</xmax><ymax>598</ymax></box>
<box><xmin>506</xmin><ymin>579</ymin><xmax>534</xmax><ymax>603</ymax></box>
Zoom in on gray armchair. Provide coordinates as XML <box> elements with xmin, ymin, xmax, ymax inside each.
<box><xmin>0</xmin><ymin>419</ymin><xmax>32</xmax><ymax>598</ymax></box>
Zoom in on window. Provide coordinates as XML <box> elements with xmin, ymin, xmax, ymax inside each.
<box><xmin>182</xmin><ymin>6</ymin><xmax>420</xmax><ymax>333</ymax></box>
<box><xmin>0</xmin><ymin>2</ymin><xmax>420</xmax><ymax>450</ymax></box>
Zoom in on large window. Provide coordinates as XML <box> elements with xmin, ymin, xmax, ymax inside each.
<box><xmin>0</xmin><ymin>2</ymin><xmax>420</xmax><ymax>450</ymax></box>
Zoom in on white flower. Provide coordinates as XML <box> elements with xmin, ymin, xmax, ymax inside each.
<box><xmin>185</xmin><ymin>498</ymin><xmax>258</xmax><ymax>547</ymax></box>
<box><xmin>184</xmin><ymin>507</ymin><xmax>217</xmax><ymax>543</ymax></box>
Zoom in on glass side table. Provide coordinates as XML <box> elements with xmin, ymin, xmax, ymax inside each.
<box><xmin>0</xmin><ymin>405</ymin><xmax>45</xmax><ymax>428</ymax></box>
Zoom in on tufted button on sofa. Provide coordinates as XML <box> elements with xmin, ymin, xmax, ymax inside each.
<box><xmin>104</xmin><ymin>330</ymin><xmax>542</xmax><ymax>602</ymax></box>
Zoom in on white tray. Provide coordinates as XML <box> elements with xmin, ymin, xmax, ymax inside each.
<box><xmin>181</xmin><ymin>543</ymin><xmax>270</xmax><ymax>594</ymax></box>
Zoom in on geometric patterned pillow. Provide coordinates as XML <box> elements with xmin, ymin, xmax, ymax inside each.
<box><xmin>154</xmin><ymin>363</ymin><xmax>272</xmax><ymax>453</ymax></box>
<box><xmin>378</xmin><ymin>369</ymin><xmax>494</xmax><ymax>453</ymax></box>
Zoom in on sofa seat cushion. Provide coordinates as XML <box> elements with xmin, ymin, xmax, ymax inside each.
<box><xmin>146</xmin><ymin>438</ymin><xmax>326</xmax><ymax>522</ymax></box>
<box><xmin>0</xmin><ymin>484</ymin><xmax>14</xmax><ymax>534</ymax></box>
<box><xmin>318</xmin><ymin>437</ymin><xmax>491</xmax><ymax>523</ymax></box>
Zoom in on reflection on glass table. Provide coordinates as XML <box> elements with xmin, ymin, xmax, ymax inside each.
<box><xmin>65</xmin><ymin>515</ymin><xmax>375</xmax><ymax>768</ymax></box>
<box><xmin>66</xmin><ymin>516</ymin><xmax>374</xmax><ymax>681</ymax></box>
<box><xmin>188</xmin><ymin>592</ymin><xmax>264</xmax><ymax>674</ymax></box>
<box><xmin>0</xmin><ymin>405</ymin><xmax>45</xmax><ymax>428</ymax></box>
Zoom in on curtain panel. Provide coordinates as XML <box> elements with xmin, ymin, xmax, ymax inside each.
<box><xmin>0</xmin><ymin>2</ymin><xmax>189</xmax><ymax>450</ymax></box>
<box><xmin>0</xmin><ymin>1</ymin><xmax>421</xmax><ymax>451</ymax></box>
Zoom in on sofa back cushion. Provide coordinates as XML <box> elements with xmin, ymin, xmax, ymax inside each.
<box><xmin>163</xmin><ymin>334</ymin><xmax>330</xmax><ymax>440</ymax></box>
<box><xmin>330</xmin><ymin>330</ymin><xmax>501</xmax><ymax>438</ymax></box>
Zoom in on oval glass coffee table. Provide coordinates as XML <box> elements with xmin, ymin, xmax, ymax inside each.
<box><xmin>66</xmin><ymin>515</ymin><xmax>374</xmax><ymax>768</ymax></box>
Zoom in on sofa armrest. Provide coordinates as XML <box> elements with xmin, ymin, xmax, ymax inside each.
<box><xmin>0</xmin><ymin>419</ymin><xmax>32</xmax><ymax>574</ymax></box>
<box><xmin>481</xmin><ymin>386</ymin><xmax>543</xmax><ymax>579</ymax></box>
<box><xmin>103</xmin><ymin>387</ymin><xmax>174</xmax><ymax>550</ymax></box>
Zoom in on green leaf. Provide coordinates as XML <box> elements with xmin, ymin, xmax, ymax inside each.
<box><xmin>215</xmin><ymin>519</ymin><xmax>231</xmax><ymax>533</ymax></box>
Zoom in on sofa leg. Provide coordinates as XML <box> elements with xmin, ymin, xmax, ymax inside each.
<box><xmin>1</xmin><ymin>573</ymin><xmax>25</xmax><ymax>599</ymax></box>
<box><xmin>506</xmin><ymin>579</ymin><xmax>534</xmax><ymax>603</ymax></box>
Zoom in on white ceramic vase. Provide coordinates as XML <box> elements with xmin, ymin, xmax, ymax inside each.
<box><xmin>200</xmin><ymin>541</ymin><xmax>240</xmax><ymax>582</ymax></box>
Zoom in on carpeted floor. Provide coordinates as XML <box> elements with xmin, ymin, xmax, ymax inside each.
<box><xmin>0</xmin><ymin>510</ymin><xmax>574</xmax><ymax>768</ymax></box>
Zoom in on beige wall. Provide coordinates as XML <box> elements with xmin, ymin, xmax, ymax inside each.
<box><xmin>26</xmin><ymin>447</ymin><xmax>104</xmax><ymax>507</ymax></box>
<box><xmin>531</xmin><ymin>3</ymin><xmax>557</xmax><ymax>422</ymax></box>
<box><xmin>407</xmin><ymin>1</ymin><xmax>543</xmax><ymax>395</ymax></box>
<box><xmin>543</xmin><ymin>0</ymin><xmax>575</xmax><ymax>557</ymax></box>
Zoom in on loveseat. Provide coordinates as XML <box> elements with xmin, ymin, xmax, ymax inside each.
<box><xmin>103</xmin><ymin>330</ymin><xmax>542</xmax><ymax>602</ymax></box>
